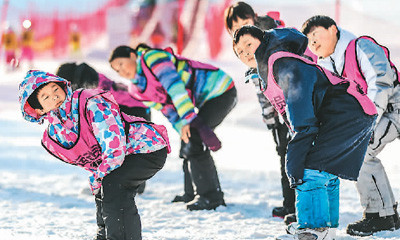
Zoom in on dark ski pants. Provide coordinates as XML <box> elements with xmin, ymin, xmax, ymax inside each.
<box><xmin>95</xmin><ymin>148</ymin><xmax>167</xmax><ymax>240</ymax></box>
<box><xmin>272</xmin><ymin>121</ymin><xmax>295</xmax><ymax>211</ymax></box>
<box><xmin>179</xmin><ymin>87</ymin><xmax>237</xmax><ymax>201</ymax></box>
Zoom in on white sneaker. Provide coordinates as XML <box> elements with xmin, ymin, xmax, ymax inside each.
<box><xmin>277</xmin><ymin>227</ymin><xmax>334</xmax><ymax>240</ymax></box>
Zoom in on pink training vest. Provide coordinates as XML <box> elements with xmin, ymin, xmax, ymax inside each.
<box><xmin>128</xmin><ymin>47</ymin><xmax>219</xmax><ymax>104</ymax></box>
<box><xmin>263</xmin><ymin>51</ymin><xmax>377</xmax><ymax>132</ymax></box>
<box><xmin>343</xmin><ymin>36</ymin><xmax>400</xmax><ymax>94</ymax></box>
<box><xmin>42</xmin><ymin>89</ymin><xmax>171</xmax><ymax>168</ymax></box>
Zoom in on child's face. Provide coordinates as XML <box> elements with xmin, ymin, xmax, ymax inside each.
<box><xmin>230</xmin><ymin>17</ymin><xmax>255</xmax><ymax>36</ymax></box>
<box><xmin>110</xmin><ymin>52</ymin><xmax>137</xmax><ymax>79</ymax></box>
<box><xmin>234</xmin><ymin>34</ymin><xmax>261</xmax><ymax>68</ymax></box>
<box><xmin>306</xmin><ymin>25</ymin><xmax>338</xmax><ymax>58</ymax></box>
<box><xmin>35</xmin><ymin>82</ymin><xmax>66</xmax><ymax>115</ymax></box>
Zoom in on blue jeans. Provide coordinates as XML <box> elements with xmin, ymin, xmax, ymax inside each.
<box><xmin>296</xmin><ymin>169</ymin><xmax>340</xmax><ymax>229</ymax></box>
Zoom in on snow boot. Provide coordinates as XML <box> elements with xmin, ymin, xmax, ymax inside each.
<box><xmin>273</xmin><ymin>206</ymin><xmax>295</xmax><ymax>218</ymax></box>
<box><xmin>171</xmin><ymin>193</ymin><xmax>195</xmax><ymax>203</ymax></box>
<box><xmin>276</xmin><ymin>227</ymin><xmax>333</xmax><ymax>240</ymax></box>
<box><xmin>393</xmin><ymin>203</ymin><xmax>400</xmax><ymax>230</ymax></box>
<box><xmin>284</xmin><ymin>213</ymin><xmax>297</xmax><ymax>225</ymax></box>
<box><xmin>346</xmin><ymin>212</ymin><xmax>395</xmax><ymax>236</ymax></box>
<box><xmin>286</xmin><ymin>223</ymin><xmax>336</xmax><ymax>239</ymax></box>
<box><xmin>186</xmin><ymin>195</ymin><xmax>226</xmax><ymax>211</ymax></box>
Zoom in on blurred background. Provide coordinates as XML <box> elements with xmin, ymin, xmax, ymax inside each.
<box><xmin>0</xmin><ymin>0</ymin><xmax>399</xmax><ymax>72</ymax></box>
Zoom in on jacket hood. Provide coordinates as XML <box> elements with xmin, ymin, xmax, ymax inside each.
<box><xmin>254</xmin><ymin>28</ymin><xmax>308</xmax><ymax>83</ymax></box>
<box><xmin>19</xmin><ymin>70</ymin><xmax>72</xmax><ymax>123</ymax></box>
<box><xmin>255</xmin><ymin>28</ymin><xmax>308</xmax><ymax>60</ymax></box>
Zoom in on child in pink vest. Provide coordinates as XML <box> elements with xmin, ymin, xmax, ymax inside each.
<box><xmin>19</xmin><ymin>70</ymin><xmax>170</xmax><ymax>240</ymax></box>
<box><xmin>302</xmin><ymin>15</ymin><xmax>400</xmax><ymax>236</ymax></box>
<box><xmin>233</xmin><ymin>25</ymin><xmax>376</xmax><ymax>240</ymax></box>
<box><xmin>56</xmin><ymin>62</ymin><xmax>152</xmax><ymax>194</ymax></box>
<box><xmin>109</xmin><ymin>44</ymin><xmax>237</xmax><ymax>211</ymax></box>
<box><xmin>224</xmin><ymin>1</ymin><xmax>295</xmax><ymax>222</ymax></box>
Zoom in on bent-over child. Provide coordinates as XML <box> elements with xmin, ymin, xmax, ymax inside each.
<box><xmin>224</xmin><ymin>1</ymin><xmax>295</xmax><ymax>223</ymax></box>
<box><xmin>19</xmin><ymin>70</ymin><xmax>170</xmax><ymax>240</ymax></box>
<box><xmin>233</xmin><ymin>25</ymin><xmax>376</xmax><ymax>240</ymax></box>
<box><xmin>109</xmin><ymin>44</ymin><xmax>237</xmax><ymax>211</ymax></box>
<box><xmin>302</xmin><ymin>15</ymin><xmax>400</xmax><ymax>236</ymax></box>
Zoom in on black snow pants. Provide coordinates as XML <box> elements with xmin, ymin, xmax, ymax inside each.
<box><xmin>272</xmin><ymin>119</ymin><xmax>295</xmax><ymax>211</ymax></box>
<box><xmin>179</xmin><ymin>87</ymin><xmax>237</xmax><ymax>201</ymax></box>
<box><xmin>95</xmin><ymin>147</ymin><xmax>167</xmax><ymax>240</ymax></box>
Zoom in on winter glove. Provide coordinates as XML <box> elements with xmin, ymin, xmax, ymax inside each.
<box><xmin>245</xmin><ymin>68</ymin><xmax>259</xmax><ymax>83</ymax></box>
<box><xmin>190</xmin><ymin>116</ymin><xmax>221</xmax><ymax>151</ymax></box>
<box><xmin>289</xmin><ymin>177</ymin><xmax>304</xmax><ymax>189</ymax></box>
<box><xmin>262</xmin><ymin>110</ymin><xmax>277</xmax><ymax>129</ymax></box>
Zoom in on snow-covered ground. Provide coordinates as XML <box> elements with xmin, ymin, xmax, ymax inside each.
<box><xmin>2</xmin><ymin>1</ymin><xmax>400</xmax><ymax>238</ymax></box>
<box><xmin>1</xmin><ymin>55</ymin><xmax>400</xmax><ymax>240</ymax></box>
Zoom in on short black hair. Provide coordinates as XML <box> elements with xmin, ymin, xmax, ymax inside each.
<box><xmin>233</xmin><ymin>25</ymin><xmax>265</xmax><ymax>45</ymax></box>
<box><xmin>224</xmin><ymin>2</ymin><xmax>256</xmax><ymax>32</ymax></box>
<box><xmin>26</xmin><ymin>82</ymin><xmax>65</xmax><ymax>110</ymax></box>
<box><xmin>109</xmin><ymin>45</ymin><xmax>135</xmax><ymax>63</ymax></box>
<box><xmin>57</xmin><ymin>62</ymin><xmax>99</xmax><ymax>90</ymax></box>
<box><xmin>109</xmin><ymin>43</ymin><xmax>151</xmax><ymax>63</ymax></box>
<box><xmin>301</xmin><ymin>15</ymin><xmax>339</xmax><ymax>38</ymax></box>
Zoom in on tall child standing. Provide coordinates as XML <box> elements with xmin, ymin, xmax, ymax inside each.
<box><xmin>19</xmin><ymin>70</ymin><xmax>170</xmax><ymax>240</ymax></box>
<box><xmin>109</xmin><ymin>44</ymin><xmax>237</xmax><ymax>211</ymax></box>
<box><xmin>233</xmin><ymin>25</ymin><xmax>376</xmax><ymax>239</ymax></box>
<box><xmin>223</xmin><ymin>1</ymin><xmax>295</xmax><ymax>222</ymax></box>
<box><xmin>302</xmin><ymin>15</ymin><xmax>400</xmax><ymax>236</ymax></box>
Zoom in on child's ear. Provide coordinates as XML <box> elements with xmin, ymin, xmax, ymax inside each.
<box><xmin>130</xmin><ymin>52</ymin><xmax>136</xmax><ymax>59</ymax></box>
<box><xmin>328</xmin><ymin>25</ymin><xmax>338</xmax><ymax>36</ymax></box>
<box><xmin>34</xmin><ymin>108</ymin><xmax>45</xmax><ymax>116</ymax></box>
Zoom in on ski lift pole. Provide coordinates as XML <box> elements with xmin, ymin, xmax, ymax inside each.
<box><xmin>0</xmin><ymin>0</ymin><xmax>10</xmax><ymax>61</ymax></box>
<box><xmin>335</xmin><ymin>0</ymin><xmax>340</xmax><ymax>25</ymax></box>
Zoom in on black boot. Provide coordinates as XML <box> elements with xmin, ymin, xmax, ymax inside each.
<box><xmin>272</xmin><ymin>206</ymin><xmax>295</xmax><ymax>218</ymax></box>
<box><xmin>393</xmin><ymin>203</ymin><xmax>400</xmax><ymax>230</ymax></box>
<box><xmin>186</xmin><ymin>195</ymin><xmax>226</xmax><ymax>211</ymax></box>
<box><xmin>171</xmin><ymin>193</ymin><xmax>195</xmax><ymax>203</ymax></box>
<box><xmin>346</xmin><ymin>212</ymin><xmax>395</xmax><ymax>236</ymax></box>
<box><xmin>283</xmin><ymin>213</ymin><xmax>297</xmax><ymax>225</ymax></box>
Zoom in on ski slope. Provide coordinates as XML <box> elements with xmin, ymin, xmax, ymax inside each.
<box><xmin>1</xmin><ymin>55</ymin><xmax>400</xmax><ymax>240</ymax></box>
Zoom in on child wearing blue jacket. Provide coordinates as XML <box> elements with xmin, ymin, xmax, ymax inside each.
<box><xmin>233</xmin><ymin>26</ymin><xmax>376</xmax><ymax>239</ymax></box>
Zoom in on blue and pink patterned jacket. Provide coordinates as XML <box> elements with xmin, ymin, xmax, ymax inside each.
<box><xmin>19</xmin><ymin>70</ymin><xmax>169</xmax><ymax>194</ymax></box>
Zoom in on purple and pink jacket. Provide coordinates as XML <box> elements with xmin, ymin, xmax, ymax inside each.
<box><xmin>19</xmin><ymin>70</ymin><xmax>170</xmax><ymax>194</ymax></box>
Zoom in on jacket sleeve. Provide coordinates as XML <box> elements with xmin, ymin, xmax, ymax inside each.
<box><xmin>273</xmin><ymin>59</ymin><xmax>320</xmax><ymax>187</ymax></box>
<box><xmin>86</xmin><ymin>93</ymin><xmax>126</xmax><ymax>193</ymax></box>
<box><xmin>143</xmin><ymin>49</ymin><xmax>197</xmax><ymax>132</ymax></box>
<box><xmin>245</xmin><ymin>67</ymin><xmax>277</xmax><ymax>128</ymax></box>
<box><xmin>357</xmin><ymin>38</ymin><xmax>396</xmax><ymax>123</ymax></box>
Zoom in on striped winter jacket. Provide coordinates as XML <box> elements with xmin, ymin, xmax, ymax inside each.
<box><xmin>130</xmin><ymin>46</ymin><xmax>235</xmax><ymax>133</ymax></box>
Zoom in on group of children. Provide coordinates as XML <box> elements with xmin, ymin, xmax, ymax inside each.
<box><xmin>17</xmin><ymin>1</ymin><xmax>400</xmax><ymax>240</ymax></box>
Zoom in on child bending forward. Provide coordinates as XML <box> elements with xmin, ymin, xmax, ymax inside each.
<box><xmin>19</xmin><ymin>70</ymin><xmax>170</xmax><ymax>240</ymax></box>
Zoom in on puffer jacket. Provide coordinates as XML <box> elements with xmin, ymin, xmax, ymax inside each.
<box><xmin>254</xmin><ymin>28</ymin><xmax>376</xmax><ymax>187</ymax></box>
<box><xmin>130</xmin><ymin>46</ymin><xmax>235</xmax><ymax>133</ymax></box>
<box><xmin>318</xmin><ymin>28</ymin><xmax>399</xmax><ymax>123</ymax></box>
<box><xmin>19</xmin><ymin>70</ymin><xmax>169</xmax><ymax>193</ymax></box>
